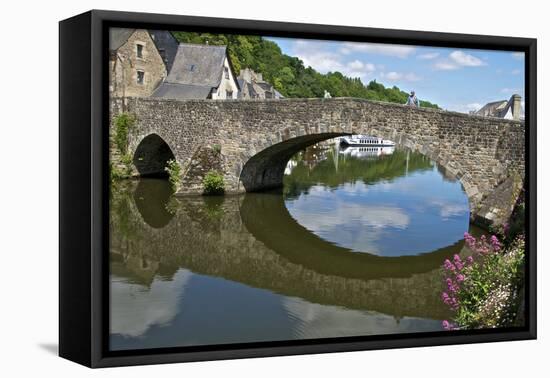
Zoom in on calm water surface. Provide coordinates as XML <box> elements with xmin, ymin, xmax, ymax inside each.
<box><xmin>109</xmin><ymin>142</ymin><xmax>482</xmax><ymax>351</ymax></box>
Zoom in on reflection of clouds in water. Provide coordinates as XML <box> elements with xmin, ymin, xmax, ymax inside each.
<box><xmin>287</xmin><ymin>186</ymin><xmax>409</xmax><ymax>254</ymax></box>
<box><xmin>432</xmin><ymin>200</ymin><xmax>469</xmax><ymax>220</ymax></box>
<box><xmin>289</xmin><ymin>186</ymin><xmax>409</xmax><ymax>230</ymax></box>
<box><xmin>283</xmin><ymin>297</ymin><xmax>441</xmax><ymax>339</ymax></box>
<box><xmin>110</xmin><ymin>269</ymin><xmax>192</xmax><ymax>337</ymax></box>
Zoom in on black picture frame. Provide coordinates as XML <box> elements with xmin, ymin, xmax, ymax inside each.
<box><xmin>59</xmin><ymin>9</ymin><xmax>537</xmax><ymax>368</ymax></box>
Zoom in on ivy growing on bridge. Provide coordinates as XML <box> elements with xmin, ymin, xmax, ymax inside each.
<box><xmin>113</xmin><ymin>112</ymin><xmax>136</xmax><ymax>155</ymax></box>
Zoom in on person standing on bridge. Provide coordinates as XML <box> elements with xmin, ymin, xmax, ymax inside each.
<box><xmin>406</xmin><ymin>90</ymin><xmax>420</xmax><ymax>107</ymax></box>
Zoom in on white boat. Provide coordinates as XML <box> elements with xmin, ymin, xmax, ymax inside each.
<box><xmin>339</xmin><ymin>145</ymin><xmax>395</xmax><ymax>158</ymax></box>
<box><xmin>340</xmin><ymin>135</ymin><xmax>395</xmax><ymax>147</ymax></box>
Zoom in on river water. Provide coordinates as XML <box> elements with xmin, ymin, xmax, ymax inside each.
<box><xmin>109</xmin><ymin>142</ymin><xmax>482</xmax><ymax>351</ymax></box>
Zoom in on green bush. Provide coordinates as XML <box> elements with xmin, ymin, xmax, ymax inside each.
<box><xmin>164</xmin><ymin>159</ymin><xmax>182</xmax><ymax>192</ymax></box>
<box><xmin>202</xmin><ymin>171</ymin><xmax>225</xmax><ymax>195</ymax></box>
<box><xmin>212</xmin><ymin>144</ymin><xmax>222</xmax><ymax>154</ymax></box>
<box><xmin>113</xmin><ymin>113</ymin><xmax>136</xmax><ymax>154</ymax></box>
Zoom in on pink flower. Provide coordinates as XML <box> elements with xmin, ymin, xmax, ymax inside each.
<box><xmin>443</xmin><ymin>259</ymin><xmax>455</xmax><ymax>271</ymax></box>
<box><xmin>490</xmin><ymin>235</ymin><xmax>501</xmax><ymax>251</ymax></box>
<box><xmin>456</xmin><ymin>274</ymin><xmax>465</xmax><ymax>283</ymax></box>
<box><xmin>442</xmin><ymin>320</ymin><xmax>451</xmax><ymax>330</ymax></box>
<box><xmin>466</xmin><ymin>256</ymin><xmax>474</xmax><ymax>265</ymax></box>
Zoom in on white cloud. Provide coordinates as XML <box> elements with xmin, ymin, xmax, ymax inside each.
<box><xmin>434</xmin><ymin>50</ymin><xmax>487</xmax><ymax>70</ymax></box>
<box><xmin>446</xmin><ymin>102</ymin><xmax>484</xmax><ymax>113</ymax></box>
<box><xmin>292</xmin><ymin>40</ymin><xmax>377</xmax><ymax>80</ymax></box>
<box><xmin>381</xmin><ymin>71</ymin><xmax>421</xmax><ymax>82</ymax></box>
<box><xmin>449</xmin><ymin>51</ymin><xmax>486</xmax><ymax>67</ymax></box>
<box><xmin>512</xmin><ymin>52</ymin><xmax>525</xmax><ymax>60</ymax></box>
<box><xmin>417</xmin><ymin>52</ymin><xmax>440</xmax><ymax>60</ymax></box>
<box><xmin>466</xmin><ymin>103</ymin><xmax>483</xmax><ymax>111</ymax></box>
<box><xmin>500</xmin><ymin>87</ymin><xmax>522</xmax><ymax>94</ymax></box>
<box><xmin>511</xmin><ymin>69</ymin><xmax>522</xmax><ymax>75</ymax></box>
<box><xmin>340</xmin><ymin>42</ymin><xmax>416</xmax><ymax>58</ymax></box>
<box><xmin>434</xmin><ymin>61</ymin><xmax>459</xmax><ymax>70</ymax></box>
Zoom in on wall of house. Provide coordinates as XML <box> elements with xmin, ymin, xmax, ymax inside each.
<box><xmin>109</xmin><ymin>30</ymin><xmax>167</xmax><ymax>98</ymax></box>
<box><xmin>211</xmin><ymin>57</ymin><xmax>240</xmax><ymax>100</ymax></box>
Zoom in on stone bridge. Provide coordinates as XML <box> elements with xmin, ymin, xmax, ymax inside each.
<box><xmin>111</xmin><ymin>97</ymin><xmax>525</xmax><ymax>226</ymax></box>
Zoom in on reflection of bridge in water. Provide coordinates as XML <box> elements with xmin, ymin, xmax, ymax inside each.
<box><xmin>110</xmin><ymin>180</ymin><xmax>486</xmax><ymax>321</ymax></box>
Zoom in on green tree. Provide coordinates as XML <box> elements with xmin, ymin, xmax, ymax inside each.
<box><xmin>171</xmin><ymin>32</ymin><xmax>440</xmax><ymax>108</ymax></box>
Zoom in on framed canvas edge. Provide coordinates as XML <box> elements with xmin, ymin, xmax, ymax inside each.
<box><xmin>59</xmin><ymin>9</ymin><xmax>537</xmax><ymax>368</ymax></box>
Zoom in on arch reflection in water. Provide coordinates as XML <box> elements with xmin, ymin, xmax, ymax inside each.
<box><xmin>110</xmin><ymin>146</ymin><xmax>483</xmax><ymax>350</ymax></box>
<box><xmin>132</xmin><ymin>178</ymin><xmax>175</xmax><ymax>228</ymax></box>
<box><xmin>283</xmin><ymin>145</ymin><xmax>471</xmax><ymax>256</ymax></box>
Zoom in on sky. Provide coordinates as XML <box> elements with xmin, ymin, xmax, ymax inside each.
<box><xmin>268</xmin><ymin>37</ymin><xmax>525</xmax><ymax>113</ymax></box>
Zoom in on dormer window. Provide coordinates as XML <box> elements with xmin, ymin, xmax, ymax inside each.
<box><xmin>136</xmin><ymin>44</ymin><xmax>144</xmax><ymax>58</ymax></box>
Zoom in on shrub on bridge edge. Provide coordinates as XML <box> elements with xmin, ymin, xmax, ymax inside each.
<box><xmin>165</xmin><ymin>159</ymin><xmax>182</xmax><ymax>192</ymax></box>
<box><xmin>202</xmin><ymin>171</ymin><xmax>225</xmax><ymax>196</ymax></box>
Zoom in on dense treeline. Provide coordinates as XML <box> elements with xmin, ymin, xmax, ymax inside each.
<box><xmin>283</xmin><ymin>148</ymin><xmax>433</xmax><ymax>198</ymax></box>
<box><xmin>172</xmin><ymin>32</ymin><xmax>439</xmax><ymax>108</ymax></box>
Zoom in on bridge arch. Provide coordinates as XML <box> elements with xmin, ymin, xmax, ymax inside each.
<box><xmin>132</xmin><ymin>133</ymin><xmax>175</xmax><ymax>177</ymax></box>
<box><xmin>239</xmin><ymin>132</ymin><xmax>349</xmax><ymax>192</ymax></box>
<box><xmin>237</xmin><ymin>126</ymin><xmax>480</xmax><ymax>214</ymax></box>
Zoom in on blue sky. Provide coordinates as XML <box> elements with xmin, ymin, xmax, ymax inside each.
<box><xmin>268</xmin><ymin>37</ymin><xmax>525</xmax><ymax>113</ymax></box>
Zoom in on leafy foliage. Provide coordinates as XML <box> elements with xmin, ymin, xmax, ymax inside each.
<box><xmin>441</xmin><ymin>233</ymin><xmax>525</xmax><ymax>330</ymax></box>
<box><xmin>113</xmin><ymin>113</ymin><xmax>136</xmax><ymax>154</ymax></box>
<box><xmin>110</xmin><ymin>162</ymin><xmax>126</xmax><ymax>182</ymax></box>
<box><xmin>171</xmin><ymin>32</ymin><xmax>439</xmax><ymax>108</ymax></box>
<box><xmin>283</xmin><ymin>147</ymin><xmax>433</xmax><ymax>198</ymax></box>
<box><xmin>212</xmin><ymin>144</ymin><xmax>222</xmax><ymax>154</ymax></box>
<box><xmin>164</xmin><ymin>159</ymin><xmax>182</xmax><ymax>192</ymax></box>
<box><xmin>202</xmin><ymin>171</ymin><xmax>225</xmax><ymax>196</ymax></box>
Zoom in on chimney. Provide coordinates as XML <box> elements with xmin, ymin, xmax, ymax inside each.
<box><xmin>512</xmin><ymin>94</ymin><xmax>522</xmax><ymax>120</ymax></box>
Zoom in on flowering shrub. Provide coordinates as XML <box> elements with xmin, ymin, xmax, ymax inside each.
<box><xmin>441</xmin><ymin>233</ymin><xmax>525</xmax><ymax>330</ymax></box>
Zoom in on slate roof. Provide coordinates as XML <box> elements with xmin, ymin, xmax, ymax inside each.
<box><xmin>151</xmin><ymin>83</ymin><xmax>212</xmax><ymax>100</ymax></box>
<box><xmin>148</xmin><ymin>30</ymin><xmax>180</xmax><ymax>72</ymax></box>
<box><xmin>166</xmin><ymin>44</ymin><xmax>227</xmax><ymax>87</ymax></box>
<box><xmin>109</xmin><ymin>28</ymin><xmax>135</xmax><ymax>51</ymax></box>
<box><xmin>473</xmin><ymin>95</ymin><xmax>525</xmax><ymax>120</ymax></box>
<box><xmin>474</xmin><ymin>100</ymin><xmax>508</xmax><ymax>117</ymax></box>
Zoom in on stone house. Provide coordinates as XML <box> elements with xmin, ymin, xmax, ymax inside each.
<box><xmin>237</xmin><ymin>68</ymin><xmax>284</xmax><ymax>99</ymax></box>
<box><xmin>152</xmin><ymin>43</ymin><xmax>240</xmax><ymax>100</ymax></box>
<box><xmin>473</xmin><ymin>94</ymin><xmax>524</xmax><ymax>120</ymax></box>
<box><xmin>148</xmin><ymin>30</ymin><xmax>180</xmax><ymax>73</ymax></box>
<box><xmin>109</xmin><ymin>28</ymin><xmax>168</xmax><ymax>98</ymax></box>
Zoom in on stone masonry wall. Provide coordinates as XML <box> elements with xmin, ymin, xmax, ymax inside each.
<box><xmin>111</xmin><ymin>97</ymin><xmax>525</xmax><ymax>225</ymax></box>
<box><xmin>109</xmin><ymin>29</ymin><xmax>167</xmax><ymax>98</ymax></box>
